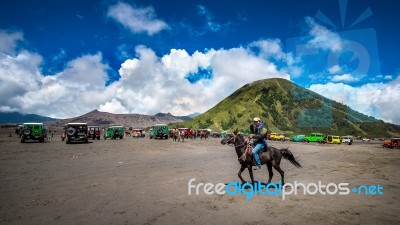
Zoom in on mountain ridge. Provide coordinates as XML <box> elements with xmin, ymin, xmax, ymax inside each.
<box><xmin>173</xmin><ymin>78</ymin><xmax>400</xmax><ymax>138</ymax></box>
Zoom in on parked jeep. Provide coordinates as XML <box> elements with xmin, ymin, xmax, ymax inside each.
<box><xmin>149</xmin><ymin>124</ymin><xmax>169</xmax><ymax>139</ymax></box>
<box><xmin>65</xmin><ymin>123</ymin><xmax>88</xmax><ymax>144</ymax></box>
<box><xmin>20</xmin><ymin>123</ymin><xmax>47</xmax><ymax>143</ymax></box>
<box><xmin>291</xmin><ymin>134</ymin><xmax>305</xmax><ymax>142</ymax></box>
<box><xmin>382</xmin><ymin>138</ymin><xmax>400</xmax><ymax>149</ymax></box>
<box><xmin>305</xmin><ymin>133</ymin><xmax>325</xmax><ymax>143</ymax></box>
<box><xmin>341</xmin><ymin>136</ymin><xmax>353</xmax><ymax>145</ymax></box>
<box><xmin>325</xmin><ymin>135</ymin><xmax>341</xmax><ymax>144</ymax></box>
<box><xmin>104</xmin><ymin>125</ymin><xmax>124</xmax><ymax>139</ymax></box>
<box><xmin>88</xmin><ymin>126</ymin><xmax>101</xmax><ymax>140</ymax></box>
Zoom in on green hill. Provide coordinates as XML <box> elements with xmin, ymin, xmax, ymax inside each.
<box><xmin>173</xmin><ymin>78</ymin><xmax>400</xmax><ymax>138</ymax></box>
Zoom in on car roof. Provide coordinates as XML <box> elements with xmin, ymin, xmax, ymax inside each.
<box><xmin>23</xmin><ymin>122</ymin><xmax>43</xmax><ymax>125</ymax></box>
<box><xmin>109</xmin><ymin>126</ymin><xmax>123</xmax><ymax>128</ymax></box>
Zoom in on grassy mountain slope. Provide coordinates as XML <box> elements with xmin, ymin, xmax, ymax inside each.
<box><xmin>174</xmin><ymin>78</ymin><xmax>400</xmax><ymax>137</ymax></box>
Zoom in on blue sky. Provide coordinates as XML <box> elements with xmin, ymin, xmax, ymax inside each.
<box><xmin>0</xmin><ymin>0</ymin><xmax>399</xmax><ymax>124</ymax></box>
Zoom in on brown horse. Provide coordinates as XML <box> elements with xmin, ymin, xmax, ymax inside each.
<box><xmin>199</xmin><ymin>130</ymin><xmax>208</xmax><ymax>140</ymax></box>
<box><xmin>221</xmin><ymin>133</ymin><xmax>301</xmax><ymax>185</ymax></box>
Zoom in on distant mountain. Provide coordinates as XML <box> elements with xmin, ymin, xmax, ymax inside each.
<box><xmin>174</xmin><ymin>78</ymin><xmax>400</xmax><ymax>138</ymax></box>
<box><xmin>46</xmin><ymin>110</ymin><xmax>191</xmax><ymax>128</ymax></box>
<box><xmin>0</xmin><ymin>112</ymin><xmax>58</xmax><ymax>124</ymax></box>
<box><xmin>186</xmin><ymin>112</ymin><xmax>201</xmax><ymax>118</ymax></box>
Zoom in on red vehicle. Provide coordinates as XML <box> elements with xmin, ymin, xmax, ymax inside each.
<box><xmin>88</xmin><ymin>126</ymin><xmax>101</xmax><ymax>140</ymax></box>
<box><xmin>383</xmin><ymin>138</ymin><xmax>400</xmax><ymax>149</ymax></box>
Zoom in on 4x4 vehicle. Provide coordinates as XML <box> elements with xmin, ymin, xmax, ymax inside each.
<box><xmin>65</xmin><ymin>123</ymin><xmax>88</xmax><ymax>144</ymax></box>
<box><xmin>88</xmin><ymin>126</ymin><xmax>101</xmax><ymax>140</ymax></box>
<box><xmin>325</xmin><ymin>135</ymin><xmax>341</xmax><ymax>144</ymax></box>
<box><xmin>341</xmin><ymin>136</ymin><xmax>353</xmax><ymax>145</ymax></box>
<box><xmin>270</xmin><ymin>133</ymin><xmax>285</xmax><ymax>141</ymax></box>
<box><xmin>383</xmin><ymin>138</ymin><xmax>400</xmax><ymax>149</ymax></box>
<box><xmin>104</xmin><ymin>125</ymin><xmax>124</xmax><ymax>139</ymax></box>
<box><xmin>150</xmin><ymin>124</ymin><xmax>169</xmax><ymax>139</ymax></box>
<box><xmin>291</xmin><ymin>134</ymin><xmax>305</xmax><ymax>142</ymax></box>
<box><xmin>305</xmin><ymin>133</ymin><xmax>325</xmax><ymax>143</ymax></box>
<box><xmin>20</xmin><ymin>123</ymin><xmax>47</xmax><ymax>143</ymax></box>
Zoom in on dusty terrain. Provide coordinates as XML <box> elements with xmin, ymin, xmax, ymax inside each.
<box><xmin>0</xmin><ymin>128</ymin><xmax>399</xmax><ymax>225</ymax></box>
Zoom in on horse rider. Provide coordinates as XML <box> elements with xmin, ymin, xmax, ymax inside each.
<box><xmin>250</xmin><ymin>117</ymin><xmax>268</xmax><ymax>170</ymax></box>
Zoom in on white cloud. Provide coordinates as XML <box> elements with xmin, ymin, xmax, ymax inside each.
<box><xmin>0</xmin><ymin>30</ymin><xmax>23</xmax><ymax>55</ymax></box>
<box><xmin>107</xmin><ymin>2</ymin><xmax>168</xmax><ymax>35</ymax></box>
<box><xmin>384</xmin><ymin>75</ymin><xmax>393</xmax><ymax>80</ymax></box>
<box><xmin>306</xmin><ymin>17</ymin><xmax>343</xmax><ymax>53</ymax></box>
<box><xmin>0</xmin><ymin>31</ymin><xmax>290</xmax><ymax>119</ymax></box>
<box><xmin>331</xmin><ymin>73</ymin><xmax>359</xmax><ymax>82</ymax></box>
<box><xmin>309</xmin><ymin>77</ymin><xmax>400</xmax><ymax>124</ymax></box>
<box><xmin>328</xmin><ymin>65</ymin><xmax>341</xmax><ymax>74</ymax></box>
<box><xmin>99</xmin><ymin>98</ymin><xmax>129</xmax><ymax>114</ymax></box>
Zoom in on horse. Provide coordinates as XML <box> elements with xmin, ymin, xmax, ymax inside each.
<box><xmin>221</xmin><ymin>133</ymin><xmax>301</xmax><ymax>185</ymax></box>
<box><xmin>200</xmin><ymin>130</ymin><xmax>208</xmax><ymax>140</ymax></box>
<box><xmin>173</xmin><ymin>129</ymin><xmax>184</xmax><ymax>142</ymax></box>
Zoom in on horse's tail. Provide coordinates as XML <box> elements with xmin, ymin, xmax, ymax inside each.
<box><xmin>279</xmin><ymin>148</ymin><xmax>302</xmax><ymax>168</ymax></box>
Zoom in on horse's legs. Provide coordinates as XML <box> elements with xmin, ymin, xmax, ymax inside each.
<box><xmin>248</xmin><ymin>166</ymin><xmax>255</xmax><ymax>184</ymax></box>
<box><xmin>238</xmin><ymin>166</ymin><xmax>246</xmax><ymax>183</ymax></box>
<box><xmin>266</xmin><ymin>162</ymin><xmax>273</xmax><ymax>184</ymax></box>
<box><xmin>272</xmin><ymin>162</ymin><xmax>285</xmax><ymax>185</ymax></box>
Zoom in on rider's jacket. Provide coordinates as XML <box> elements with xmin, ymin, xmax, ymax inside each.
<box><xmin>252</xmin><ymin>122</ymin><xmax>268</xmax><ymax>144</ymax></box>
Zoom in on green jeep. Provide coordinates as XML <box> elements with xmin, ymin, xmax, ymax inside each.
<box><xmin>20</xmin><ymin>123</ymin><xmax>47</xmax><ymax>143</ymax></box>
<box><xmin>104</xmin><ymin>126</ymin><xmax>124</xmax><ymax>139</ymax></box>
<box><xmin>150</xmin><ymin>124</ymin><xmax>169</xmax><ymax>139</ymax></box>
<box><xmin>305</xmin><ymin>133</ymin><xmax>325</xmax><ymax>143</ymax></box>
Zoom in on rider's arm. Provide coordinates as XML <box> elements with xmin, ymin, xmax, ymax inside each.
<box><xmin>253</xmin><ymin>127</ymin><xmax>267</xmax><ymax>141</ymax></box>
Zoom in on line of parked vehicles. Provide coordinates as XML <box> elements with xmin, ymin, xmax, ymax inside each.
<box><xmin>14</xmin><ymin>122</ymin><xmax>400</xmax><ymax>148</ymax></box>
<box><xmin>286</xmin><ymin>133</ymin><xmax>354</xmax><ymax>145</ymax></box>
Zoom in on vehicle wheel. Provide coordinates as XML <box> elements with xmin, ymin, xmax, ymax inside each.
<box><xmin>120</xmin><ymin>136</ymin><xmax>123</xmax><ymax>139</ymax></box>
<box><xmin>307</xmin><ymin>140</ymin><xmax>309</xmax><ymax>143</ymax></box>
<box><xmin>66</xmin><ymin>140</ymin><xmax>70</xmax><ymax>144</ymax></box>
<box><xmin>97</xmin><ymin>137</ymin><xmax>100</xmax><ymax>140</ymax></box>
<box><xmin>39</xmin><ymin>137</ymin><xmax>44</xmax><ymax>143</ymax></box>
<box><xmin>20</xmin><ymin>136</ymin><xmax>25</xmax><ymax>143</ymax></box>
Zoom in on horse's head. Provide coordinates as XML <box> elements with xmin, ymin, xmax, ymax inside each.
<box><xmin>221</xmin><ymin>134</ymin><xmax>235</xmax><ymax>145</ymax></box>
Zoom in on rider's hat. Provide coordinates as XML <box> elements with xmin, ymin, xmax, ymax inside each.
<box><xmin>253</xmin><ymin>117</ymin><xmax>261</xmax><ymax>122</ymax></box>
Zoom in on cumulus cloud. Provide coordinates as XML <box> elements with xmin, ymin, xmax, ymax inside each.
<box><xmin>107</xmin><ymin>2</ymin><xmax>168</xmax><ymax>35</ymax></box>
<box><xmin>331</xmin><ymin>73</ymin><xmax>359</xmax><ymax>82</ymax></box>
<box><xmin>309</xmin><ymin>76</ymin><xmax>400</xmax><ymax>124</ymax></box>
<box><xmin>306</xmin><ymin>17</ymin><xmax>343</xmax><ymax>53</ymax></box>
<box><xmin>0</xmin><ymin>31</ymin><xmax>290</xmax><ymax>119</ymax></box>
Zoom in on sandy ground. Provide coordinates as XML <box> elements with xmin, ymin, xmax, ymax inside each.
<box><xmin>0</xmin><ymin>128</ymin><xmax>399</xmax><ymax>225</ymax></box>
